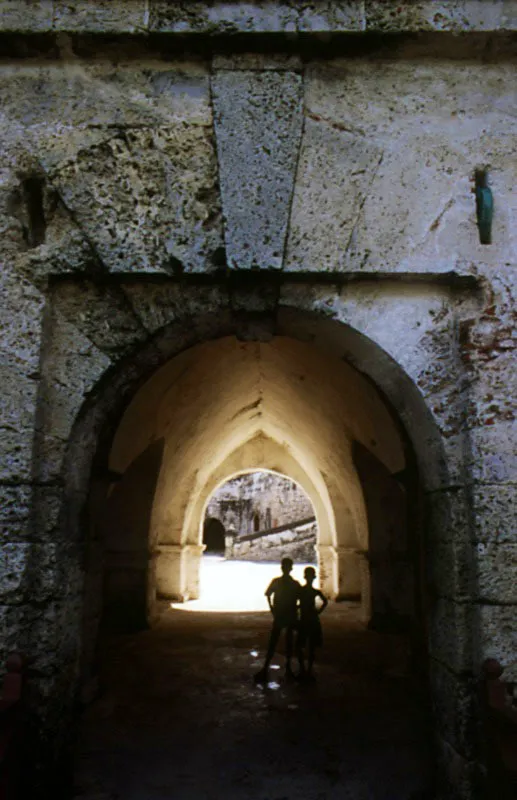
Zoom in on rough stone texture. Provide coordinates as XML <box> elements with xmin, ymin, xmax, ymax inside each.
<box><xmin>0</xmin><ymin>15</ymin><xmax>515</xmax><ymax>798</ymax></box>
<box><xmin>212</xmin><ymin>70</ymin><xmax>303</xmax><ymax>270</ymax></box>
<box><xmin>301</xmin><ymin>59</ymin><xmax>517</xmax><ymax>273</ymax></box>
<box><xmin>471</xmin><ymin>484</ymin><xmax>516</xmax><ymax>543</ymax></box>
<box><xmin>278</xmin><ymin>281</ymin><xmax>471</xmax><ymax>490</ymax></box>
<box><xmin>231</xmin><ymin>522</ymin><xmax>317</xmax><ymax>562</ymax></box>
<box><xmin>479</xmin><ymin>604</ymin><xmax>517</xmax><ymax>666</ymax></box>
<box><xmin>0</xmin><ymin>62</ymin><xmax>222</xmax><ymax>275</ymax></box>
<box><xmin>475</xmin><ymin>542</ymin><xmax>517</xmax><ymax>604</ymax></box>
<box><xmin>466</xmin><ymin>421</ymin><xmax>517</xmax><ymax>484</ymax></box>
<box><xmin>50</xmin><ymin>283</ymin><xmax>145</xmax><ymax>357</ymax></box>
<box><xmin>0</xmin><ymin>543</ymin><xmax>31</xmax><ymax>604</ymax></box>
<box><xmin>285</xmin><ymin>116</ymin><xmax>383</xmax><ymax>271</ymax></box>
<box><xmin>0</xmin><ymin>605</ymin><xmax>23</xmax><ymax>668</ymax></box>
<box><xmin>206</xmin><ymin>470</ymin><xmax>315</xmax><ymax>536</ymax></box>
<box><xmin>0</xmin><ymin>268</ymin><xmax>45</xmax><ymax>374</ymax></box>
<box><xmin>53</xmin><ymin>0</ymin><xmax>147</xmax><ymax>33</ymax></box>
<box><xmin>32</xmin><ymin>308</ymin><xmax>111</xmax><ymax>481</ymax></box>
<box><xmin>366</xmin><ymin>0</ymin><xmax>517</xmax><ymax>32</ymax></box>
<box><xmin>0</xmin><ymin>0</ymin><xmax>53</xmax><ymax>31</ymax></box>
<box><xmin>149</xmin><ymin>1</ymin><xmax>365</xmax><ymax>33</ymax></box>
<box><xmin>435</xmin><ymin>735</ymin><xmax>481</xmax><ymax>800</ymax></box>
<box><xmin>429</xmin><ymin>661</ymin><xmax>477</xmax><ymax>759</ymax></box>
<box><xmin>3</xmin><ymin>1</ymin><xmax>513</xmax><ymax>35</ymax></box>
<box><xmin>0</xmin><ymin>268</ymin><xmax>45</xmax><ymax>481</ymax></box>
<box><xmin>122</xmin><ymin>283</ymin><xmax>229</xmax><ymax>334</ymax></box>
<box><xmin>0</xmin><ymin>486</ymin><xmax>32</xmax><ymax>543</ymax></box>
<box><xmin>428</xmin><ymin>598</ymin><xmax>475</xmax><ymax>674</ymax></box>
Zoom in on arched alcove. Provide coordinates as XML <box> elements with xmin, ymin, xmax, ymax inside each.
<box><xmin>97</xmin><ymin>333</ymin><xmax>404</xmax><ymax>619</ymax></box>
<box><xmin>57</xmin><ymin>305</ymin><xmax>454</xmax><ymax>725</ymax></box>
<box><xmin>202</xmin><ymin>517</ymin><xmax>226</xmax><ymax>553</ymax></box>
<box><xmin>202</xmin><ymin>467</ymin><xmax>318</xmax><ymax>563</ymax></box>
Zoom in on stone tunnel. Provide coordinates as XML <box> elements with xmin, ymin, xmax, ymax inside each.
<box><xmin>0</xmin><ymin>2</ymin><xmax>516</xmax><ymax>799</ymax></box>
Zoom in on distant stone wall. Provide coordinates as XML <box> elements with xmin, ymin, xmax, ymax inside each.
<box><xmin>230</xmin><ymin>519</ymin><xmax>317</xmax><ymax>563</ymax></box>
<box><xmin>205</xmin><ymin>471</ymin><xmax>315</xmax><ymax>537</ymax></box>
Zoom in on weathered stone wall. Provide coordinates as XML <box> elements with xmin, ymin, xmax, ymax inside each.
<box><xmin>0</xmin><ymin>4</ymin><xmax>516</xmax><ymax>797</ymax></box>
<box><xmin>230</xmin><ymin>520</ymin><xmax>317</xmax><ymax>563</ymax></box>
<box><xmin>206</xmin><ymin>471</ymin><xmax>315</xmax><ymax>536</ymax></box>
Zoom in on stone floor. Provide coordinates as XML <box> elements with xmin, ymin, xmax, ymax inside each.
<box><xmin>73</xmin><ymin>597</ymin><xmax>434</xmax><ymax>799</ymax></box>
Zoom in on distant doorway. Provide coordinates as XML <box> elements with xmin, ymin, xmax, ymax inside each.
<box><xmin>203</xmin><ymin>517</ymin><xmax>226</xmax><ymax>553</ymax></box>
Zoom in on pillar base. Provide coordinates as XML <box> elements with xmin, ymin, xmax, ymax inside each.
<box><xmin>155</xmin><ymin>543</ymin><xmax>205</xmax><ymax>601</ymax></box>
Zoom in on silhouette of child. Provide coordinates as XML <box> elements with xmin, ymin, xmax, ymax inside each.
<box><xmin>254</xmin><ymin>557</ymin><xmax>301</xmax><ymax>683</ymax></box>
<box><xmin>297</xmin><ymin>566</ymin><xmax>328</xmax><ymax>680</ymax></box>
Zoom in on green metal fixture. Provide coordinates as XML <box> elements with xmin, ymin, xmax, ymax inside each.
<box><xmin>475</xmin><ymin>169</ymin><xmax>493</xmax><ymax>245</ymax></box>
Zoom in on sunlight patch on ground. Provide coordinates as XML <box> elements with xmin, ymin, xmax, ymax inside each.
<box><xmin>170</xmin><ymin>556</ymin><xmax>317</xmax><ymax>613</ymax></box>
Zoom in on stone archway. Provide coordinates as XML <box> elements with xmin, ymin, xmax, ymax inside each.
<box><xmin>96</xmin><ymin>332</ymin><xmax>406</xmax><ymax>620</ymax></box>
<box><xmin>33</xmin><ymin>296</ymin><xmax>476</xmax><ymax>798</ymax></box>
<box><xmin>57</xmin><ymin>305</ymin><xmax>450</xmax><ymax>683</ymax></box>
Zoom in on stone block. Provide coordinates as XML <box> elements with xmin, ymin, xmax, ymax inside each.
<box><xmin>366</xmin><ymin>1</ymin><xmax>517</xmax><ymax>32</ymax></box>
<box><xmin>212</xmin><ymin>70</ymin><xmax>303</xmax><ymax>270</ymax></box>
<box><xmin>0</xmin><ymin>543</ymin><xmax>30</xmax><ymax>603</ymax></box>
<box><xmin>464</xmin><ymin>367</ymin><xmax>516</xmax><ymax>431</ymax></box>
<box><xmin>0</xmin><ymin>62</ymin><xmax>212</xmax><ymax>131</ymax></box>
<box><xmin>0</xmin><ymin>0</ymin><xmax>52</xmax><ymax>32</ymax></box>
<box><xmin>147</xmin><ymin>1</ymin><xmax>517</xmax><ymax>34</ymax></box>
<box><xmin>434</xmin><ymin>735</ymin><xmax>481</xmax><ymax>800</ymax></box>
<box><xmin>34</xmin><ymin>543</ymin><xmax>83</xmax><ymax>603</ymax></box>
<box><xmin>53</xmin><ymin>0</ymin><xmax>146</xmax><ymax>33</ymax></box>
<box><xmin>466</xmin><ymin>421</ymin><xmax>517</xmax><ymax>484</ymax></box>
<box><xmin>428</xmin><ymin>597</ymin><xmax>475</xmax><ymax>673</ymax></box>
<box><xmin>44</xmin><ymin>309</ymin><xmax>111</xmax><ymax>392</ymax></box>
<box><xmin>427</xmin><ymin>537</ymin><xmax>477</xmax><ymax>602</ymax></box>
<box><xmin>471</xmin><ymin>483</ymin><xmax>516</xmax><ymax>543</ymax></box>
<box><xmin>0</xmin><ymin>485</ymin><xmax>63</xmax><ymax>544</ymax></box>
<box><xmin>475</xmin><ymin>542</ymin><xmax>517</xmax><ymax>603</ymax></box>
<box><xmin>52</xmin><ymin>282</ymin><xmax>145</xmax><ymax>356</ymax></box>
<box><xmin>47</xmin><ymin>124</ymin><xmax>222</xmax><ymax>274</ymax></box>
<box><xmin>303</xmin><ymin>59</ymin><xmax>517</xmax><ymax>272</ymax></box>
<box><xmin>0</xmin><ymin>267</ymin><xmax>45</xmax><ymax>373</ymax></box>
<box><xmin>122</xmin><ymin>283</ymin><xmax>229</xmax><ymax>334</ymax></box>
<box><xmin>32</xmin><ymin>431</ymin><xmax>68</xmax><ymax>483</ymax></box>
<box><xmin>0</xmin><ymin>362</ymin><xmax>38</xmax><ymax>432</ymax></box>
<box><xmin>297</xmin><ymin>2</ymin><xmax>365</xmax><ymax>31</ymax></box>
<box><xmin>479</xmin><ymin>604</ymin><xmax>517</xmax><ymax>666</ymax></box>
<box><xmin>425</xmin><ymin>489</ymin><xmax>470</xmax><ymax>544</ymax></box>
<box><xmin>0</xmin><ymin>486</ymin><xmax>31</xmax><ymax>543</ymax></box>
<box><xmin>0</xmin><ymin>427</ymin><xmax>35</xmax><ymax>482</ymax></box>
<box><xmin>0</xmin><ymin>542</ymin><xmax>78</xmax><ymax>605</ymax></box>
<box><xmin>285</xmin><ymin>116</ymin><xmax>383</xmax><ymax>272</ymax></box>
<box><xmin>149</xmin><ymin>1</ymin><xmax>298</xmax><ymax>33</ymax></box>
<box><xmin>0</xmin><ymin>605</ymin><xmax>23</xmax><ymax>667</ymax></box>
<box><xmin>27</xmin><ymin>597</ymin><xmax>83</xmax><ymax>675</ymax></box>
<box><xmin>429</xmin><ymin>660</ymin><xmax>477</xmax><ymax>759</ymax></box>
<box><xmin>230</xmin><ymin>283</ymin><xmax>278</xmax><ymax>314</ymax></box>
<box><xmin>212</xmin><ymin>53</ymin><xmax>302</xmax><ymax>72</ymax></box>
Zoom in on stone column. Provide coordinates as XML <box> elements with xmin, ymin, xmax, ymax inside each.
<box><xmin>155</xmin><ymin>543</ymin><xmax>206</xmax><ymax>601</ymax></box>
<box><xmin>335</xmin><ymin>547</ymin><xmax>363</xmax><ymax>601</ymax></box>
<box><xmin>317</xmin><ymin>544</ymin><xmax>338</xmax><ymax>599</ymax></box>
<box><xmin>155</xmin><ymin>544</ymin><xmax>185</xmax><ymax>601</ymax></box>
<box><xmin>184</xmin><ymin>544</ymin><xmax>206</xmax><ymax>600</ymax></box>
<box><xmin>357</xmin><ymin>552</ymin><xmax>372</xmax><ymax>624</ymax></box>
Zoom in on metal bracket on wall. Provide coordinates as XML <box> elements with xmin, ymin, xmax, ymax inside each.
<box><xmin>475</xmin><ymin>169</ymin><xmax>493</xmax><ymax>245</ymax></box>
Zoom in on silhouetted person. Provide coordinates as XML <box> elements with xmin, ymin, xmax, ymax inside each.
<box><xmin>254</xmin><ymin>557</ymin><xmax>301</xmax><ymax>683</ymax></box>
<box><xmin>297</xmin><ymin>566</ymin><xmax>328</xmax><ymax>680</ymax></box>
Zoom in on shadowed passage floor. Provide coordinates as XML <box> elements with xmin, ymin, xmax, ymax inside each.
<box><xmin>74</xmin><ymin>600</ymin><xmax>434</xmax><ymax>799</ymax></box>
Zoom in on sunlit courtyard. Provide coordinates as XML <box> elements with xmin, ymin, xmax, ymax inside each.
<box><xmin>171</xmin><ymin>556</ymin><xmax>317</xmax><ymax>613</ymax></box>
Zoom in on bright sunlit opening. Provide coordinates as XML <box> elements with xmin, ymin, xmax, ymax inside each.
<box><xmin>170</xmin><ymin>556</ymin><xmax>317</xmax><ymax>613</ymax></box>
